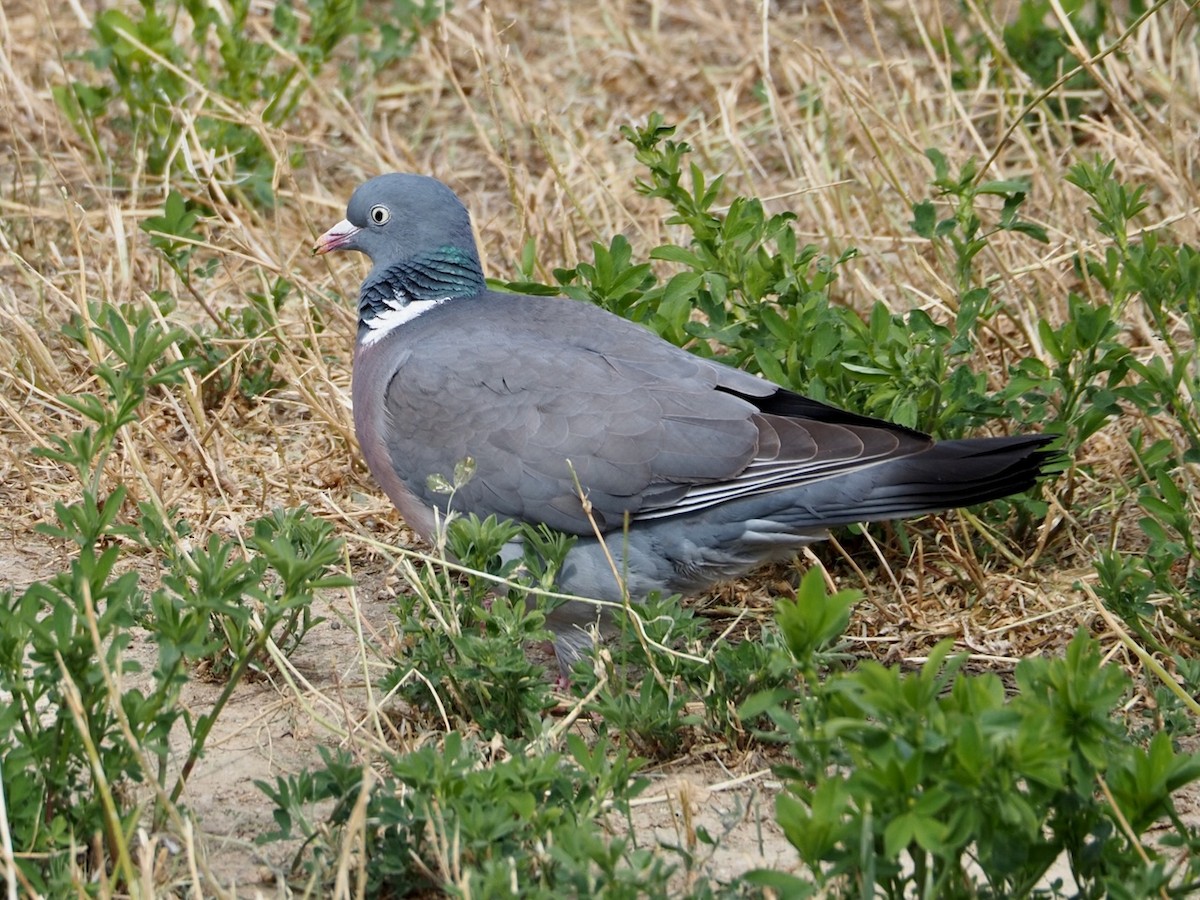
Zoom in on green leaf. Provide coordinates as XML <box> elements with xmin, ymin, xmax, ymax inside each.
<box><xmin>650</xmin><ymin>244</ymin><xmax>705</xmax><ymax>268</ymax></box>
<box><xmin>911</xmin><ymin>200</ymin><xmax>937</xmax><ymax>238</ymax></box>
<box><xmin>924</xmin><ymin>147</ymin><xmax>950</xmax><ymax>181</ymax></box>
<box><xmin>776</xmin><ymin>569</ymin><xmax>859</xmax><ymax>664</ymax></box>
<box><xmin>977</xmin><ymin>178</ymin><xmax>1030</xmax><ymax>195</ymax></box>
<box><xmin>741</xmin><ymin>869</ymin><xmax>817</xmax><ymax>895</ymax></box>
<box><xmin>660</xmin><ymin>271</ymin><xmax>702</xmax><ymax>315</ymax></box>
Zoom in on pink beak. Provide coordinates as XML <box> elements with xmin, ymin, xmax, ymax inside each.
<box><xmin>313</xmin><ymin>218</ymin><xmax>361</xmax><ymax>255</ymax></box>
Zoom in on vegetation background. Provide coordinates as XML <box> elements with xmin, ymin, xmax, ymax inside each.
<box><xmin>0</xmin><ymin>0</ymin><xmax>1198</xmax><ymax>896</ymax></box>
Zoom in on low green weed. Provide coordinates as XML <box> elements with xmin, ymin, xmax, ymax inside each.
<box><xmin>146</xmin><ymin>506</ymin><xmax>342</xmax><ymax>683</ymax></box>
<box><xmin>172</xmin><ymin>279</ymin><xmax>296</xmax><ymax>408</ymax></box>
<box><xmin>140</xmin><ymin>189</ymin><xmax>212</xmax><ymax>283</ymax></box>
<box><xmin>585</xmin><ymin>621</ymin><xmax>703</xmax><ymax>759</ymax></box>
<box><xmin>1047</xmin><ymin>160</ymin><xmax>1200</xmax><ymax>691</ymax></box>
<box><xmin>141</xmin><ymin>189</ymin><xmax>301</xmax><ymax>406</ymax></box>
<box><xmin>908</xmin><ymin>148</ymin><xmax>1051</xmax><ymax>442</ymax></box>
<box><xmin>941</xmin><ymin>0</ymin><xmax>1108</xmax><ymax>114</ymax></box>
<box><xmin>382</xmin><ymin>510</ymin><xmax>573</xmax><ymax>738</ymax></box>
<box><xmin>360</xmin><ymin>0</ymin><xmax>448</xmax><ymax>71</ymax></box>
<box><xmin>1003</xmin><ymin>0</ymin><xmax>1106</xmax><ymax>112</ymax></box>
<box><xmin>257</xmin><ymin>731</ymin><xmax>662</xmax><ymax>896</ymax></box>
<box><xmin>576</xmin><ymin>594</ymin><xmax>797</xmax><ymax>759</ymax></box>
<box><xmin>55</xmin><ymin>0</ymin><xmax>443</xmax><ymax>206</ymax></box>
<box><xmin>748</xmin><ymin>574</ymin><xmax>1200</xmax><ymax>898</ymax></box>
<box><xmin>537</xmin><ymin>116</ymin><xmax>1058</xmax><ymax>448</ymax></box>
<box><xmin>1066</xmin><ymin>159</ymin><xmax>1200</xmax><ymax>461</ymax></box>
<box><xmin>1</xmin><ymin>303</ymin><xmax>348</xmax><ymax>893</ymax></box>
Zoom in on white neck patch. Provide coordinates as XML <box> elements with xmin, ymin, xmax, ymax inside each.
<box><xmin>360</xmin><ymin>287</ymin><xmax>448</xmax><ymax>346</ymax></box>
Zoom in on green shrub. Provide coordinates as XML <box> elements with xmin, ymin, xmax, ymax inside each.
<box><xmin>749</xmin><ymin>574</ymin><xmax>1200</xmax><ymax>898</ymax></box>
<box><xmin>55</xmin><ymin>0</ymin><xmax>444</xmax><ymax>206</ymax></box>
<box><xmin>1</xmin><ymin>304</ymin><xmax>348</xmax><ymax>893</ymax></box>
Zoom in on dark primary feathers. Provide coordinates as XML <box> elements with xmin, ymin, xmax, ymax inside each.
<box><xmin>318</xmin><ymin>173</ymin><xmax>1062</xmax><ymax>673</ymax></box>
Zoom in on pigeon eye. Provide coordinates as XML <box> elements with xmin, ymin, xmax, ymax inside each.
<box><xmin>369</xmin><ymin>205</ymin><xmax>390</xmax><ymax>225</ymax></box>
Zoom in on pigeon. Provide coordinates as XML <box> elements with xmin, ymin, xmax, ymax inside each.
<box><xmin>316</xmin><ymin>173</ymin><xmax>1060</xmax><ymax>674</ymax></box>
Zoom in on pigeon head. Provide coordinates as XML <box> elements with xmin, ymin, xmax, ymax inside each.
<box><xmin>315</xmin><ymin>174</ymin><xmax>480</xmax><ymax>268</ymax></box>
<box><xmin>316</xmin><ymin>174</ymin><xmax>487</xmax><ymax>335</ymax></box>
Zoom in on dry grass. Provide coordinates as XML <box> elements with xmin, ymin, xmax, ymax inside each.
<box><xmin>1</xmin><ymin>0</ymin><xmax>1198</xmax><ymax>894</ymax></box>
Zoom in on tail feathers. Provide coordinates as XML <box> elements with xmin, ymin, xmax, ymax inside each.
<box><xmin>836</xmin><ymin>434</ymin><xmax>1060</xmax><ymax>523</ymax></box>
<box><xmin>768</xmin><ymin>434</ymin><xmax>1062</xmax><ymax>531</ymax></box>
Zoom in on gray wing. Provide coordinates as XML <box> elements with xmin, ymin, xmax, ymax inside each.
<box><xmin>380</xmin><ymin>295</ymin><xmax>931</xmax><ymax>534</ymax></box>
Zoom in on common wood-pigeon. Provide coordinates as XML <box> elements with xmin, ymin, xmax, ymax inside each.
<box><xmin>316</xmin><ymin>174</ymin><xmax>1060</xmax><ymax>673</ymax></box>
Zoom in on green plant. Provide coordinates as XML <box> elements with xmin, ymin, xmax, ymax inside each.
<box><xmin>0</xmin><ymin>305</ymin><xmax>191</xmax><ymax>890</ymax></box>
<box><xmin>141</xmin><ymin>189</ymin><xmax>211</xmax><ymax>280</ymax></box>
<box><xmin>383</xmin><ymin>510</ymin><xmax>574</xmax><ymax>737</ymax></box>
<box><xmin>586</xmin><ymin>663</ymin><xmax>699</xmax><ymax>760</ymax></box>
<box><xmin>702</xmin><ymin>631</ymin><xmax>797</xmax><ymax>748</ymax></box>
<box><xmin>139</xmin><ymin>189</ymin><xmax>298</xmax><ymax>405</ymax></box>
<box><xmin>1003</xmin><ymin>0</ymin><xmax>1106</xmax><ymax>104</ymax></box>
<box><xmin>55</xmin><ymin>0</ymin><xmax>442</xmax><ymax>206</ymax></box>
<box><xmin>1068</xmin><ymin>159</ymin><xmax>1200</xmax><ymax>461</ymax></box>
<box><xmin>149</xmin><ymin>507</ymin><xmax>342</xmax><ymax>681</ymax></box>
<box><xmin>258</xmin><ymin>732</ymin><xmax>661</xmax><ymax>896</ymax></box>
<box><xmin>521</xmin><ymin>117</ymin><xmax>1059</xmax><ymax>449</ymax></box>
<box><xmin>0</xmin><ymin>303</ymin><xmax>349</xmax><ymax>893</ymax></box>
<box><xmin>942</xmin><ymin>0</ymin><xmax>1109</xmax><ymax>113</ymax></box>
<box><xmin>182</xmin><ymin>279</ymin><xmax>298</xmax><ymax>406</ymax></box>
<box><xmin>359</xmin><ymin>0</ymin><xmax>448</xmax><ymax>71</ymax></box>
<box><xmin>749</xmin><ymin>576</ymin><xmax>1200</xmax><ymax>898</ymax></box>
<box><xmin>908</xmin><ymin>148</ymin><xmax>1052</xmax><ymax>439</ymax></box>
<box><xmin>576</xmin><ymin>591</ymin><xmax>798</xmax><ymax>759</ymax></box>
<box><xmin>1053</xmin><ymin>160</ymin><xmax>1200</xmax><ymax>675</ymax></box>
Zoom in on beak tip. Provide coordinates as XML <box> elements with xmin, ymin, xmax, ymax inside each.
<box><xmin>313</xmin><ymin>219</ymin><xmax>359</xmax><ymax>257</ymax></box>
